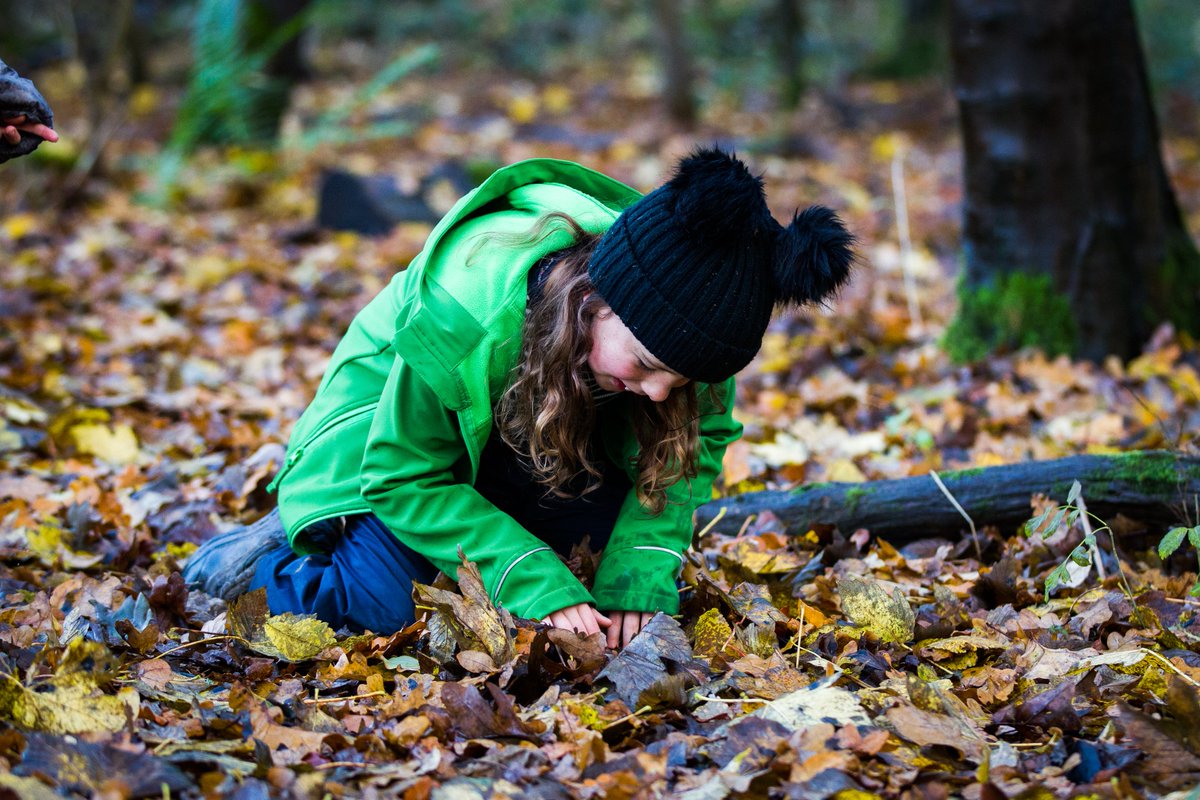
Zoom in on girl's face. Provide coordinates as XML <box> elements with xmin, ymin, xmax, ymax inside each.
<box><xmin>588</xmin><ymin>306</ymin><xmax>689</xmax><ymax>402</ymax></box>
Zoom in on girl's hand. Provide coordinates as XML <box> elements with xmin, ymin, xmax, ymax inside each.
<box><xmin>2</xmin><ymin>114</ymin><xmax>58</xmax><ymax>145</ymax></box>
<box><xmin>545</xmin><ymin>603</ymin><xmax>611</xmax><ymax>637</ymax></box>
<box><xmin>604</xmin><ymin>610</ymin><xmax>654</xmax><ymax>649</ymax></box>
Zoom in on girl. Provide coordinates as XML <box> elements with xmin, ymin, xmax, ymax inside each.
<box><xmin>185</xmin><ymin>147</ymin><xmax>855</xmax><ymax>649</ymax></box>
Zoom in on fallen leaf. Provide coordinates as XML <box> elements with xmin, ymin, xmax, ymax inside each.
<box><xmin>597</xmin><ymin>613</ymin><xmax>696</xmax><ymax>709</ymax></box>
<box><xmin>14</xmin><ymin>733</ymin><xmax>191</xmax><ymax>797</ymax></box>
<box><xmin>228</xmin><ymin>589</ymin><xmax>336</xmax><ymax>661</ymax></box>
<box><xmin>71</xmin><ymin>422</ymin><xmax>140</xmax><ymax>464</ymax></box>
<box><xmin>838</xmin><ymin>577</ymin><xmax>915</xmax><ymax>643</ymax></box>
<box><xmin>413</xmin><ymin>551</ymin><xmax>514</xmax><ymax>666</ymax></box>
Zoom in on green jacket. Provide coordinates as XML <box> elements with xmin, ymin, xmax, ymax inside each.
<box><xmin>268</xmin><ymin>158</ymin><xmax>742</xmax><ymax>621</ymax></box>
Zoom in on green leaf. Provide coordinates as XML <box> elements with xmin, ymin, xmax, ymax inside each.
<box><xmin>1160</xmin><ymin>527</ymin><xmax>1188</xmax><ymax>559</ymax></box>
<box><xmin>1028</xmin><ymin>506</ymin><xmax>1055</xmax><ymax>535</ymax></box>
<box><xmin>1045</xmin><ymin>563</ymin><xmax>1067</xmax><ymax>599</ymax></box>
<box><xmin>1067</xmin><ymin>480</ymin><xmax>1082</xmax><ymax>505</ymax></box>
<box><xmin>1070</xmin><ymin>545</ymin><xmax>1093</xmax><ymax>567</ymax></box>
<box><xmin>1188</xmin><ymin>526</ymin><xmax>1200</xmax><ymax>548</ymax></box>
<box><xmin>1190</xmin><ymin>580</ymin><xmax>1200</xmax><ymax>598</ymax></box>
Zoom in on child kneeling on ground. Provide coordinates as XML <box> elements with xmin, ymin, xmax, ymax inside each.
<box><xmin>185</xmin><ymin>147</ymin><xmax>856</xmax><ymax>649</ymax></box>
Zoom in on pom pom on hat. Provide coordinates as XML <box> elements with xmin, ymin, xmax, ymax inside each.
<box><xmin>669</xmin><ymin>148</ymin><xmax>772</xmax><ymax>242</ymax></box>
<box><xmin>588</xmin><ymin>146</ymin><xmax>858</xmax><ymax>384</ymax></box>
<box><xmin>774</xmin><ymin>205</ymin><xmax>856</xmax><ymax>305</ymax></box>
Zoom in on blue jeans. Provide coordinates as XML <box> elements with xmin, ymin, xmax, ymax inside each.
<box><xmin>250</xmin><ymin>432</ymin><xmax>631</xmax><ymax>633</ymax></box>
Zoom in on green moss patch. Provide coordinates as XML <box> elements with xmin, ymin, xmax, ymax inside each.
<box><xmin>944</xmin><ymin>272</ymin><xmax>1077</xmax><ymax>363</ymax></box>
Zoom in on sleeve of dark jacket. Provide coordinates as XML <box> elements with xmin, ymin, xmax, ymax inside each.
<box><xmin>0</xmin><ymin>58</ymin><xmax>55</xmax><ymax>164</ymax></box>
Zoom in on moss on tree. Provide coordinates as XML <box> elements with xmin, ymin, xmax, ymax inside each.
<box><xmin>1151</xmin><ymin>233</ymin><xmax>1200</xmax><ymax>338</ymax></box>
<box><xmin>944</xmin><ymin>272</ymin><xmax>1078</xmax><ymax>363</ymax></box>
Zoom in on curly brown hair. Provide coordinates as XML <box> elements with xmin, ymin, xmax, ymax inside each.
<box><xmin>493</xmin><ymin>213</ymin><xmax>702</xmax><ymax>514</ymax></box>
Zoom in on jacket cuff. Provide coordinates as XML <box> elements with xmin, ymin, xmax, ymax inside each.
<box><xmin>493</xmin><ymin>547</ymin><xmax>595</xmax><ymax>621</ymax></box>
<box><xmin>590</xmin><ymin>546</ymin><xmax>684</xmax><ymax>614</ymax></box>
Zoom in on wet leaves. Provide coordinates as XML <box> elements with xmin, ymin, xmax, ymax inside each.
<box><xmin>3</xmin><ymin>59</ymin><xmax>1200</xmax><ymax>800</ymax></box>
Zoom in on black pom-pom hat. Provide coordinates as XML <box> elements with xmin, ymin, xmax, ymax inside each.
<box><xmin>588</xmin><ymin>147</ymin><xmax>856</xmax><ymax>384</ymax></box>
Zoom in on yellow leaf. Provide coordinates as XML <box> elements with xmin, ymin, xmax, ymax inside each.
<box><xmin>827</xmin><ymin>459</ymin><xmax>867</xmax><ymax>483</ymax></box>
<box><xmin>507</xmin><ymin>93</ymin><xmax>539</xmax><ymax>124</ymax></box>
<box><xmin>25</xmin><ymin>523</ymin><xmax>63</xmax><ymax>565</ymax></box>
<box><xmin>262</xmin><ymin>614</ymin><xmax>337</xmax><ymax>661</ymax></box>
<box><xmin>692</xmin><ymin>608</ymin><xmax>735</xmax><ymax>663</ymax></box>
<box><xmin>129</xmin><ymin>84</ymin><xmax>161</xmax><ymax>117</ymax></box>
<box><xmin>2</xmin><ymin>213</ymin><xmax>39</xmax><ymax>240</ymax></box>
<box><xmin>0</xmin><ymin>773</ymin><xmax>61</xmax><ymax>800</ymax></box>
<box><xmin>0</xmin><ymin>644</ymin><xmax>137</xmax><ymax>734</ymax></box>
<box><xmin>916</xmin><ymin>633</ymin><xmax>1010</xmax><ymax>659</ymax></box>
<box><xmin>70</xmin><ymin>422</ymin><xmax>139</xmax><ymax>464</ymax></box>
<box><xmin>838</xmin><ymin>577</ymin><xmax>915</xmax><ymax>643</ymax></box>
<box><xmin>184</xmin><ymin>253</ymin><xmax>236</xmax><ymax>290</ymax></box>
<box><xmin>541</xmin><ymin>84</ymin><xmax>573</xmax><ymax>114</ymax></box>
<box><xmin>229</xmin><ymin>589</ymin><xmax>336</xmax><ymax>661</ymax></box>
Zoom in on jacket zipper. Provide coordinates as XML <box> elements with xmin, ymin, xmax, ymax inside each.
<box><xmin>268</xmin><ymin>401</ymin><xmax>377</xmax><ymax>491</ymax></box>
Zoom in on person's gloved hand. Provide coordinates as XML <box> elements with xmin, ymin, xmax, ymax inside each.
<box><xmin>0</xmin><ymin>59</ymin><xmax>57</xmax><ymax>164</ymax></box>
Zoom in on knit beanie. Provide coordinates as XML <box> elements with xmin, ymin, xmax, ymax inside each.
<box><xmin>588</xmin><ymin>147</ymin><xmax>855</xmax><ymax>384</ymax></box>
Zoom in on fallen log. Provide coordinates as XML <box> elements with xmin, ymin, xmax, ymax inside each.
<box><xmin>695</xmin><ymin>451</ymin><xmax>1200</xmax><ymax>542</ymax></box>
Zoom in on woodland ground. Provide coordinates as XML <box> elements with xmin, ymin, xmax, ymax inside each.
<box><xmin>1</xmin><ymin>66</ymin><xmax>1200</xmax><ymax>798</ymax></box>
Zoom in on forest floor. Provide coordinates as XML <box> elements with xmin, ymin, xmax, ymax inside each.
<box><xmin>2</xmin><ymin>66</ymin><xmax>1200</xmax><ymax>798</ymax></box>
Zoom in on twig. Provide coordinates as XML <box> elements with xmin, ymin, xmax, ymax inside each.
<box><xmin>1139</xmin><ymin>648</ymin><xmax>1200</xmax><ymax>688</ymax></box>
<box><xmin>733</xmin><ymin>514</ymin><xmax>755</xmax><ymax>541</ymax></box>
<box><xmin>930</xmin><ymin>470</ymin><xmax>981</xmax><ymax>560</ymax></box>
<box><xmin>1075</xmin><ymin>494</ymin><xmax>1107</xmax><ymax>581</ymax></box>
<box><xmin>891</xmin><ymin>146</ymin><xmax>924</xmax><ymax>336</ymax></box>
<box><xmin>694</xmin><ymin>506</ymin><xmax>728</xmax><ymax>541</ymax></box>
<box><xmin>693</xmin><ymin>694</ymin><xmax>763</xmax><ymax>705</ymax></box>
<box><xmin>147</xmin><ymin>635</ymin><xmax>245</xmax><ymax>661</ymax></box>
<box><xmin>303</xmin><ymin>690</ymin><xmax>388</xmax><ymax>706</ymax></box>
<box><xmin>606</xmin><ymin>705</ymin><xmax>653</xmax><ymax>728</ymax></box>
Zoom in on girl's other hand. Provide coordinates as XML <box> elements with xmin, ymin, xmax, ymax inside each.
<box><xmin>604</xmin><ymin>610</ymin><xmax>654</xmax><ymax>649</ymax></box>
<box><xmin>545</xmin><ymin>603</ymin><xmax>610</xmax><ymax>637</ymax></box>
<box><xmin>2</xmin><ymin>114</ymin><xmax>58</xmax><ymax>145</ymax></box>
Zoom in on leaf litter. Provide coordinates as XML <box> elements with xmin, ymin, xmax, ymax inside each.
<box><xmin>1</xmin><ymin>67</ymin><xmax>1200</xmax><ymax>798</ymax></box>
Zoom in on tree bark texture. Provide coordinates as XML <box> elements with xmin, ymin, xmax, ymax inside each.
<box><xmin>652</xmin><ymin>0</ymin><xmax>696</xmax><ymax>126</ymax></box>
<box><xmin>695</xmin><ymin>451</ymin><xmax>1200</xmax><ymax>542</ymax></box>
<box><xmin>949</xmin><ymin>0</ymin><xmax>1200</xmax><ymax>362</ymax></box>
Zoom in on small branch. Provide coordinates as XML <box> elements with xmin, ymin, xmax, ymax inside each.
<box><xmin>892</xmin><ymin>146</ymin><xmax>924</xmax><ymax>336</ymax></box>
<box><xmin>303</xmin><ymin>690</ymin><xmax>388</xmax><ymax>706</ymax></box>
<box><xmin>1074</xmin><ymin>494</ymin><xmax>1107</xmax><ymax>580</ymax></box>
<box><xmin>930</xmin><ymin>469</ymin><xmax>981</xmax><ymax>559</ymax></box>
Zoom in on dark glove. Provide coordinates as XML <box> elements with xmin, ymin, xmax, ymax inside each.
<box><xmin>0</xmin><ymin>58</ymin><xmax>55</xmax><ymax>164</ymax></box>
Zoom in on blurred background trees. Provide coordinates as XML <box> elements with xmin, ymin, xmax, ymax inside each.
<box><xmin>1</xmin><ymin>0</ymin><xmax>1198</xmax><ymax>362</ymax></box>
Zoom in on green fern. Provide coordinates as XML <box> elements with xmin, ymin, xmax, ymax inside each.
<box><xmin>170</xmin><ymin>0</ymin><xmax>310</xmax><ymax>154</ymax></box>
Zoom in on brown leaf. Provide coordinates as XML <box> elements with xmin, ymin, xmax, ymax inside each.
<box><xmin>885</xmin><ymin>702</ymin><xmax>986</xmax><ymax>761</ymax></box>
<box><xmin>439</xmin><ymin>681</ymin><xmax>546</xmax><ymax>741</ymax></box>
<box><xmin>597</xmin><ymin>613</ymin><xmax>695</xmax><ymax>709</ymax></box>
<box><xmin>1116</xmin><ymin>702</ymin><xmax>1200</xmax><ymax>789</ymax></box>
<box><xmin>413</xmin><ymin>552</ymin><xmax>514</xmax><ymax>667</ymax></box>
<box><xmin>13</xmin><ymin>734</ymin><xmax>191</xmax><ymax>797</ymax></box>
<box><xmin>727</xmin><ymin>582</ymin><xmax>788</xmax><ymax>627</ymax></box>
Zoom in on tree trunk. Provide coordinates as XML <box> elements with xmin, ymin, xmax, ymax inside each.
<box><xmin>652</xmin><ymin>0</ymin><xmax>696</xmax><ymax>126</ymax></box>
<box><xmin>947</xmin><ymin>0</ymin><xmax>1200</xmax><ymax>363</ymax></box>
<box><xmin>867</xmin><ymin>0</ymin><xmax>947</xmax><ymax>79</ymax></box>
<box><xmin>695</xmin><ymin>451</ymin><xmax>1200</xmax><ymax>542</ymax></box>
<box><xmin>773</xmin><ymin>0</ymin><xmax>806</xmax><ymax>109</ymax></box>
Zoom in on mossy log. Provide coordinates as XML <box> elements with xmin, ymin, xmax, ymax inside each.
<box><xmin>695</xmin><ymin>451</ymin><xmax>1200</xmax><ymax>542</ymax></box>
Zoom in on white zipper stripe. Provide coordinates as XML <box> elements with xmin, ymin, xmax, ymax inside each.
<box><xmin>494</xmin><ymin>547</ymin><xmax>552</xmax><ymax>599</ymax></box>
<box><xmin>632</xmin><ymin>546</ymin><xmax>684</xmax><ymax>563</ymax></box>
